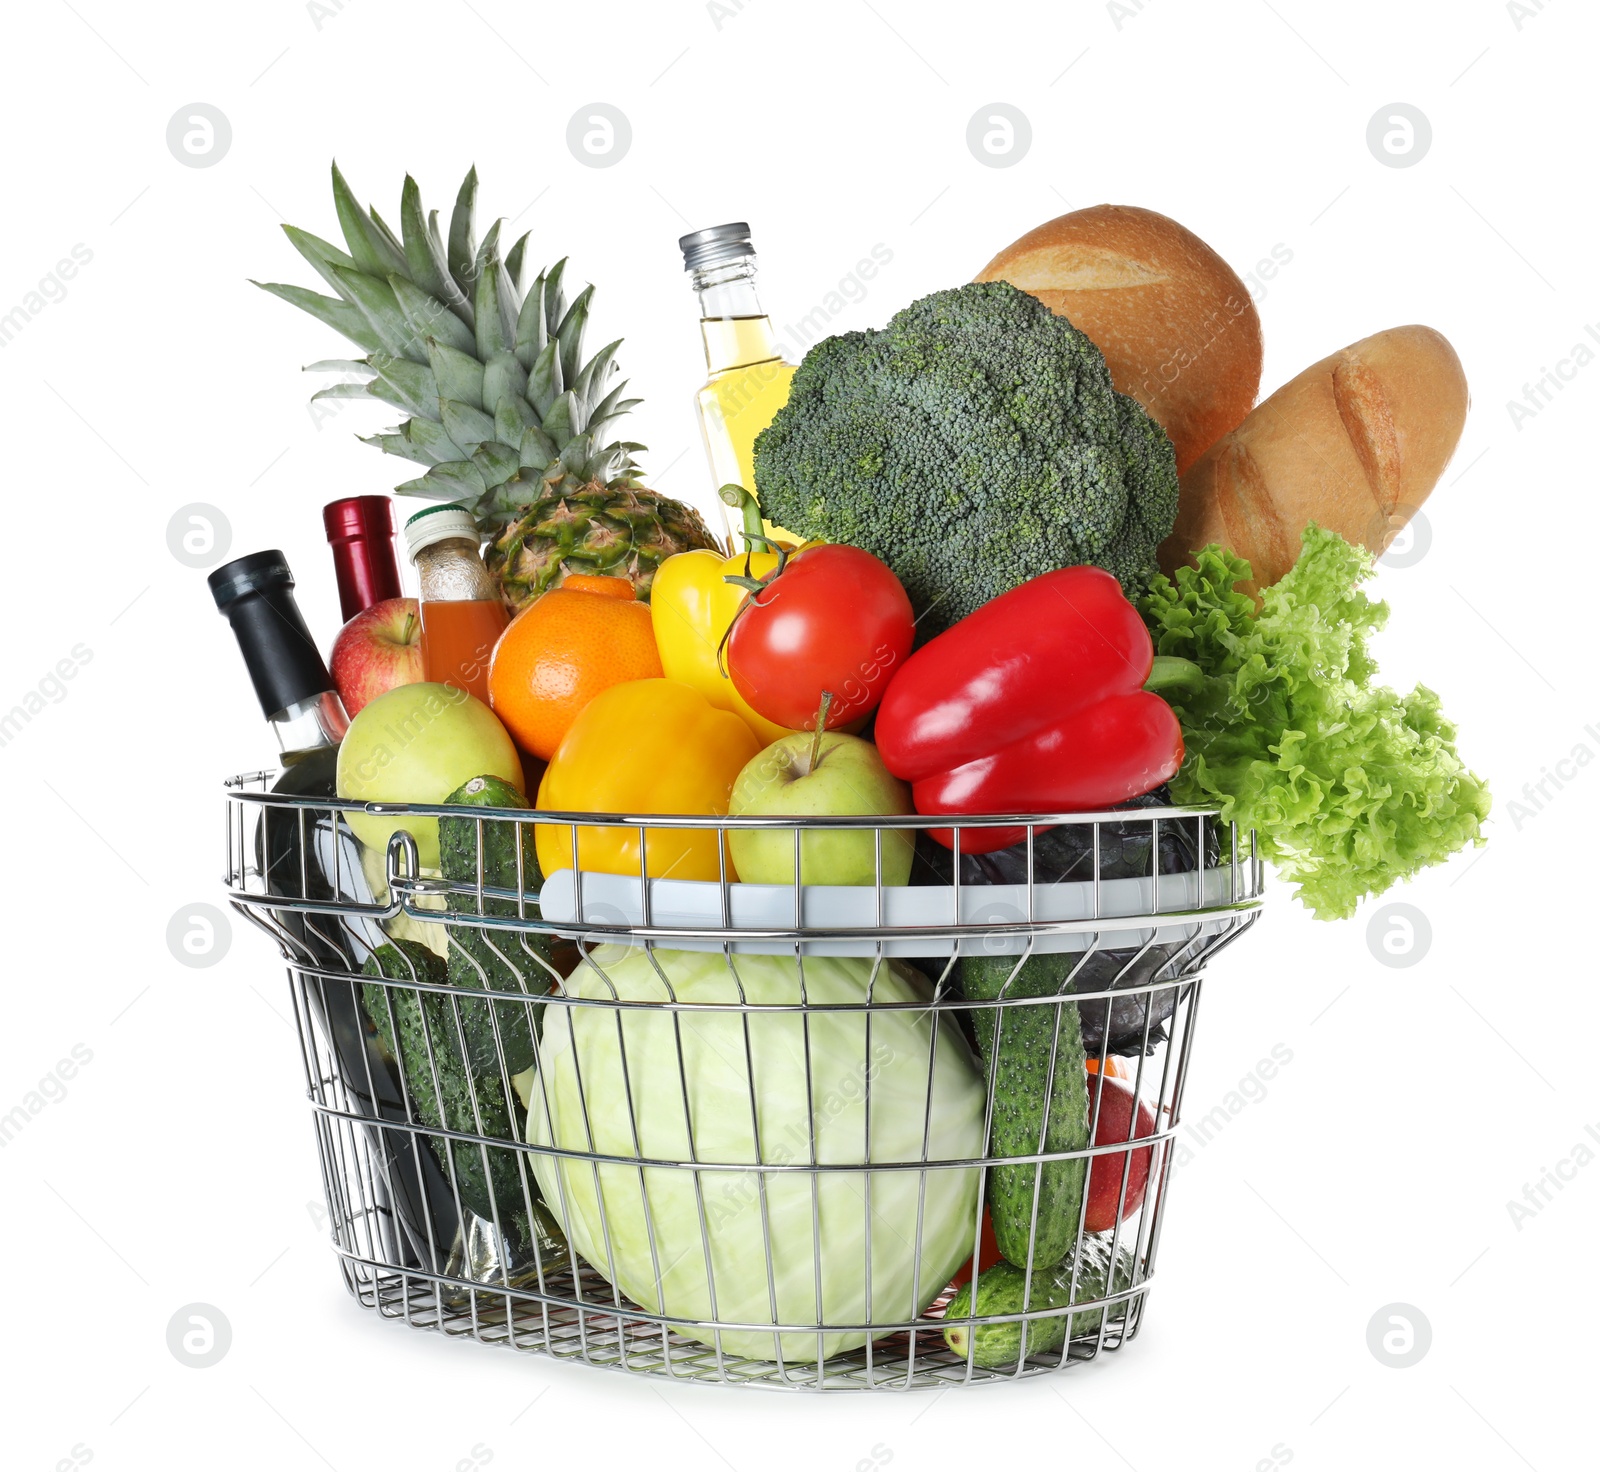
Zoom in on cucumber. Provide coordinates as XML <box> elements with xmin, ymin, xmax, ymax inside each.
<box><xmin>942</xmin><ymin>1235</ymin><xmax>1137</xmax><ymax>1368</ymax></box>
<box><xmin>360</xmin><ymin>940</ymin><xmax>535</xmax><ymax>1243</ymax></box>
<box><xmin>359</xmin><ymin>939</ymin><xmax>446</xmax><ymax>1062</ymax></box>
<box><xmin>957</xmin><ymin>953</ymin><xmax>1090</xmax><ymax>1268</ymax></box>
<box><xmin>439</xmin><ymin>775</ymin><xmax>553</xmax><ymax>1077</ymax></box>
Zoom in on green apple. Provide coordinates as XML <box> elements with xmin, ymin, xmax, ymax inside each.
<box><xmin>729</xmin><ymin>731</ymin><xmax>914</xmax><ymax>886</ymax></box>
<box><xmin>336</xmin><ymin>681</ymin><xmax>522</xmax><ymax>869</ymax></box>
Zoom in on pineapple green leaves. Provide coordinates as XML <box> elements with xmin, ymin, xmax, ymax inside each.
<box><xmin>257</xmin><ymin>162</ymin><xmax>717</xmax><ymax>616</ymax></box>
<box><xmin>254</xmin><ymin>163</ymin><xmax>645</xmax><ymax>533</ymax></box>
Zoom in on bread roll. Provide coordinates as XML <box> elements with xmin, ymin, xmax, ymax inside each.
<box><xmin>976</xmin><ymin>205</ymin><xmax>1262</xmax><ymax>473</ymax></box>
<box><xmin>1162</xmin><ymin>326</ymin><xmax>1468</xmax><ymax>589</ymax></box>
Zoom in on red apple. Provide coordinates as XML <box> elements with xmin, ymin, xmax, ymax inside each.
<box><xmin>1084</xmin><ymin>1074</ymin><xmax>1159</xmax><ymax>1233</ymax></box>
<box><xmin>330</xmin><ymin>596</ymin><xmax>423</xmax><ymax>716</ymax></box>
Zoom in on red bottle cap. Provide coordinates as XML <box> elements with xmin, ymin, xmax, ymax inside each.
<box><xmin>323</xmin><ymin>495</ymin><xmax>394</xmax><ymax>545</ymax></box>
<box><xmin>323</xmin><ymin>496</ymin><xmax>402</xmax><ymax>622</ymax></box>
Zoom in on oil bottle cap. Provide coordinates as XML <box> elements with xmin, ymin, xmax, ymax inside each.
<box><xmin>679</xmin><ymin>223</ymin><xmax>754</xmax><ymax>271</ymax></box>
<box><xmin>403</xmin><ymin>502</ymin><xmax>479</xmax><ymax>561</ymax></box>
<box><xmin>208</xmin><ymin>550</ymin><xmax>336</xmax><ymax>720</ymax></box>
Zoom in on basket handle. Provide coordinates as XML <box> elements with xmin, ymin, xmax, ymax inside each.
<box><xmin>385</xmin><ymin>829</ymin><xmax>422</xmax><ymax>894</ymax></box>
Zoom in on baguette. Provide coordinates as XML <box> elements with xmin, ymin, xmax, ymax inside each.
<box><xmin>976</xmin><ymin>205</ymin><xmax>1262</xmax><ymax>473</ymax></box>
<box><xmin>1162</xmin><ymin>325</ymin><xmax>1469</xmax><ymax>589</ymax></box>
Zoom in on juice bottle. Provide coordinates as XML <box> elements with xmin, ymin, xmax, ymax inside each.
<box><xmin>403</xmin><ymin>504</ymin><xmax>507</xmax><ymax>706</ymax></box>
<box><xmin>680</xmin><ymin>223</ymin><xmax>797</xmax><ymax>545</ymax></box>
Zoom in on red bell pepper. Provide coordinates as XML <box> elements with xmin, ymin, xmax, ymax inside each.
<box><xmin>874</xmin><ymin>566</ymin><xmax>1182</xmax><ymax>853</ymax></box>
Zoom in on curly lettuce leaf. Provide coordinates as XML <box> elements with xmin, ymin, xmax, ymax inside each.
<box><xmin>1140</xmin><ymin>526</ymin><xmax>1490</xmax><ymax>919</ymax></box>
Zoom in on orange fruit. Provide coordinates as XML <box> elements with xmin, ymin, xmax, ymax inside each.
<box><xmin>561</xmin><ymin>573</ymin><xmax>636</xmax><ymax>600</ymax></box>
<box><xmin>488</xmin><ymin>576</ymin><xmax>662</xmax><ymax>759</ymax></box>
<box><xmin>1085</xmin><ymin>1056</ymin><xmax>1131</xmax><ymax>1078</ymax></box>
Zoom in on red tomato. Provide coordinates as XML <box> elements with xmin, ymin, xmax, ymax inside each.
<box><xmin>725</xmin><ymin>545</ymin><xmax>914</xmax><ymax>730</ymax></box>
<box><xmin>1084</xmin><ymin>1073</ymin><xmax>1159</xmax><ymax>1233</ymax></box>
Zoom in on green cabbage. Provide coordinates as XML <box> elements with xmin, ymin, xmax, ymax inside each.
<box><xmin>526</xmin><ymin>949</ymin><xmax>985</xmax><ymax>1362</ymax></box>
<box><xmin>1141</xmin><ymin>526</ymin><xmax>1490</xmax><ymax>919</ymax></box>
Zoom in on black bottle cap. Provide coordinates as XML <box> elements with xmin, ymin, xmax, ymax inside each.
<box><xmin>208</xmin><ymin>550</ymin><xmax>335</xmax><ymax>719</ymax></box>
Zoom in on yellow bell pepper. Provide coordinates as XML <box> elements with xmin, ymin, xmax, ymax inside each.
<box><xmin>650</xmin><ymin>545</ymin><xmax>796</xmax><ymax>747</ymax></box>
<box><xmin>535</xmin><ymin>678</ymin><xmax>762</xmax><ymax>881</ymax></box>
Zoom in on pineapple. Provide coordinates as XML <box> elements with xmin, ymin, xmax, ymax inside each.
<box><xmin>256</xmin><ymin>163</ymin><xmax>718</xmax><ymax>611</ymax></box>
<box><xmin>489</xmin><ymin>483</ymin><xmax>723</xmax><ymax>609</ymax></box>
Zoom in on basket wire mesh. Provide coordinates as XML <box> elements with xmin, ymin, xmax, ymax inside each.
<box><xmin>224</xmin><ymin>767</ymin><xmax>1263</xmax><ymax>1391</ymax></box>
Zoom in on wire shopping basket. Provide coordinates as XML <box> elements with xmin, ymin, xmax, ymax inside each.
<box><xmin>224</xmin><ymin>765</ymin><xmax>1263</xmax><ymax>1391</ymax></box>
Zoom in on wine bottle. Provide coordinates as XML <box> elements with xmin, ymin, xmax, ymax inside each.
<box><xmin>324</xmin><ymin>495</ymin><xmax>403</xmax><ymax>623</ymax></box>
<box><xmin>211</xmin><ymin>551</ymin><xmax>451</xmax><ymax>1270</ymax></box>
<box><xmin>208</xmin><ymin>550</ymin><xmax>349</xmax><ymax>761</ymax></box>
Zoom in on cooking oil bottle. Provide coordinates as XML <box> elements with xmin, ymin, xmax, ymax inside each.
<box><xmin>680</xmin><ymin>223</ymin><xmax>797</xmax><ymax>545</ymax></box>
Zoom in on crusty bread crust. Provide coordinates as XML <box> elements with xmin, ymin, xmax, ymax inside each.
<box><xmin>976</xmin><ymin>205</ymin><xmax>1263</xmax><ymax>474</ymax></box>
<box><xmin>1163</xmin><ymin>325</ymin><xmax>1469</xmax><ymax>587</ymax></box>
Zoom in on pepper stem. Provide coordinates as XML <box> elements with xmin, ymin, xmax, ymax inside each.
<box><xmin>809</xmin><ymin>691</ymin><xmax>834</xmax><ymax>775</ymax></box>
<box><xmin>718</xmin><ymin>483</ymin><xmax>768</xmax><ymax>552</ymax></box>
<box><xmin>1143</xmin><ymin>655</ymin><xmax>1205</xmax><ymax>696</ymax></box>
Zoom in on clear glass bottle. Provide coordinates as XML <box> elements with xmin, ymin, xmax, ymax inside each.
<box><xmin>680</xmin><ymin>223</ymin><xmax>797</xmax><ymax>545</ymax></box>
<box><xmin>404</xmin><ymin>504</ymin><xmax>508</xmax><ymax>707</ymax></box>
<box><xmin>209</xmin><ymin>550</ymin><xmax>349</xmax><ymax>763</ymax></box>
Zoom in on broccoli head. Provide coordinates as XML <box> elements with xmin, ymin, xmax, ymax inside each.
<box><xmin>753</xmin><ymin>281</ymin><xmax>1180</xmax><ymax>631</ymax></box>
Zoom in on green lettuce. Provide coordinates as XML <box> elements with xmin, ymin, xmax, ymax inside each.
<box><xmin>1140</xmin><ymin>526</ymin><xmax>1490</xmax><ymax>920</ymax></box>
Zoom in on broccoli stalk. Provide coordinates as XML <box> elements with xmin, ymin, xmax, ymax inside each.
<box><xmin>753</xmin><ymin>281</ymin><xmax>1180</xmax><ymax>634</ymax></box>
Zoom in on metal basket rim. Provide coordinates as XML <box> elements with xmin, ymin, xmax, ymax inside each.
<box><xmin>224</xmin><ymin>771</ymin><xmax>1231</xmax><ymax>832</ymax></box>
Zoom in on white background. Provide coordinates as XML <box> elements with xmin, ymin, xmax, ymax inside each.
<box><xmin>1</xmin><ymin>0</ymin><xmax>1594</xmax><ymax>1467</ymax></box>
